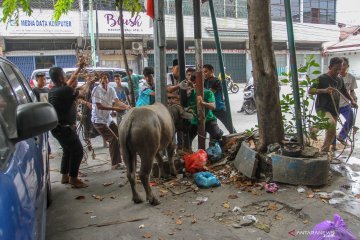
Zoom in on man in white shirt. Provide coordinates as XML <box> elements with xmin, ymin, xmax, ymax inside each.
<box><xmin>333</xmin><ymin>57</ymin><xmax>357</xmax><ymax>147</ymax></box>
<box><xmin>92</xmin><ymin>73</ymin><xmax>130</xmax><ymax>170</ymax></box>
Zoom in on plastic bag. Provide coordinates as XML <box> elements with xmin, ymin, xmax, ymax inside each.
<box><xmin>194</xmin><ymin>172</ymin><xmax>221</xmax><ymax>188</ymax></box>
<box><xmin>183</xmin><ymin>150</ymin><xmax>207</xmax><ymax>174</ymax></box>
<box><xmin>308</xmin><ymin>214</ymin><xmax>356</xmax><ymax>240</ymax></box>
<box><xmin>206</xmin><ymin>142</ymin><xmax>222</xmax><ymax>163</ymax></box>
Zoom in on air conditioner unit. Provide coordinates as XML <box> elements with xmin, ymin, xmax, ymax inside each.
<box><xmin>132</xmin><ymin>42</ymin><xmax>143</xmax><ymax>51</ymax></box>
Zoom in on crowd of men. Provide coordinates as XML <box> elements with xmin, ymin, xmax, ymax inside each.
<box><xmin>33</xmin><ymin>56</ymin><xmax>357</xmax><ymax>188</ymax></box>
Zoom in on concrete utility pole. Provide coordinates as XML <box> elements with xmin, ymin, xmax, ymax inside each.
<box><xmin>89</xmin><ymin>0</ymin><xmax>96</xmax><ymax>66</ymax></box>
<box><xmin>154</xmin><ymin>0</ymin><xmax>167</xmax><ymax>104</ymax></box>
<box><xmin>95</xmin><ymin>2</ymin><xmax>100</xmax><ymax>67</ymax></box>
<box><xmin>193</xmin><ymin>0</ymin><xmax>205</xmax><ymax>150</ymax></box>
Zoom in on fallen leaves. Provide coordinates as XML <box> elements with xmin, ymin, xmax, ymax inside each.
<box><xmin>102</xmin><ymin>182</ymin><xmax>114</xmax><ymax>187</ymax></box>
<box><xmin>355</xmin><ymin>194</ymin><xmax>360</xmax><ymax>199</ymax></box>
<box><xmin>159</xmin><ymin>189</ymin><xmax>168</xmax><ymax>194</ymax></box>
<box><xmin>175</xmin><ymin>219</ymin><xmax>182</xmax><ymax>225</ymax></box>
<box><xmin>92</xmin><ymin>194</ymin><xmax>105</xmax><ymax>201</ymax></box>
<box><xmin>267</xmin><ymin>202</ymin><xmax>278</xmax><ymax>211</ymax></box>
<box><xmin>275</xmin><ymin>214</ymin><xmax>284</xmax><ymax>221</ymax></box>
<box><xmin>223</xmin><ymin>202</ymin><xmax>230</xmax><ymax>209</ymax></box>
<box><xmin>228</xmin><ymin>194</ymin><xmax>239</xmax><ymax>199</ymax></box>
<box><xmin>303</xmin><ymin>220</ymin><xmax>309</xmax><ymax>224</ymax></box>
<box><xmin>191</xmin><ymin>217</ymin><xmax>197</xmax><ymax>224</ymax></box>
<box><xmin>143</xmin><ymin>232</ymin><xmax>152</xmax><ymax>238</ymax></box>
<box><xmin>75</xmin><ymin>195</ymin><xmax>86</xmax><ymax>200</ymax></box>
<box><xmin>306</xmin><ymin>192</ymin><xmax>315</xmax><ymax>198</ymax></box>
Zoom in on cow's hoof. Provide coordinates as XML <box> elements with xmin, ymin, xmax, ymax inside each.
<box><xmin>149</xmin><ymin>197</ymin><xmax>160</xmax><ymax>206</ymax></box>
<box><xmin>133</xmin><ymin>197</ymin><xmax>144</xmax><ymax>204</ymax></box>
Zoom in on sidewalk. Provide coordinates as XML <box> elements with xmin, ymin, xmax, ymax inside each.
<box><xmin>46</xmin><ymin>136</ymin><xmax>360</xmax><ymax>240</ymax></box>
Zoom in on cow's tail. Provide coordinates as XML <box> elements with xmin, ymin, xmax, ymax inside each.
<box><xmin>120</xmin><ymin>114</ymin><xmax>134</xmax><ymax>172</ymax></box>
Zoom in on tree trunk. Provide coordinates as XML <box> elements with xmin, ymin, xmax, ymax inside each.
<box><xmin>119</xmin><ymin>0</ymin><xmax>135</xmax><ymax>107</ymax></box>
<box><xmin>247</xmin><ymin>0</ymin><xmax>284</xmax><ymax>152</ymax></box>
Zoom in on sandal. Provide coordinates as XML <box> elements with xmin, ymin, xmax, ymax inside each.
<box><xmin>69</xmin><ymin>178</ymin><xmax>88</xmax><ymax>188</ymax></box>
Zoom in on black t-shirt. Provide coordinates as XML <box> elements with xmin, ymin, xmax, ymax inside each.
<box><xmin>48</xmin><ymin>85</ymin><xmax>78</xmax><ymax>125</ymax></box>
<box><xmin>32</xmin><ymin>87</ymin><xmax>49</xmax><ymax>102</ymax></box>
<box><xmin>311</xmin><ymin>73</ymin><xmax>348</xmax><ymax>117</ymax></box>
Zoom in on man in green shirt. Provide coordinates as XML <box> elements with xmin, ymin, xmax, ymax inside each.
<box><xmin>187</xmin><ymin>73</ymin><xmax>223</xmax><ymax>146</ymax></box>
<box><xmin>122</xmin><ymin>68</ymin><xmax>144</xmax><ymax>101</ymax></box>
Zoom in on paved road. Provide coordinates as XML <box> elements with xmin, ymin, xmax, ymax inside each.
<box><xmin>46</xmin><ymin>83</ymin><xmax>360</xmax><ymax>240</ymax></box>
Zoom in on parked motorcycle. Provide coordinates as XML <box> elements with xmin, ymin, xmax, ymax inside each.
<box><xmin>225</xmin><ymin>76</ymin><xmax>240</xmax><ymax>94</ymax></box>
<box><xmin>242</xmin><ymin>85</ymin><xmax>256</xmax><ymax>114</ymax></box>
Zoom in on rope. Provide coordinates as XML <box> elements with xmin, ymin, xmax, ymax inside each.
<box><xmin>328</xmin><ymin>88</ymin><xmax>357</xmax><ymax>161</ymax></box>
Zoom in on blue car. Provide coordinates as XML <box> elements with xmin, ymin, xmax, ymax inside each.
<box><xmin>0</xmin><ymin>57</ymin><xmax>58</xmax><ymax>240</ymax></box>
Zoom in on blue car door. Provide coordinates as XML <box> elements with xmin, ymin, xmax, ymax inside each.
<box><xmin>0</xmin><ymin>62</ymin><xmax>47</xmax><ymax>240</ymax></box>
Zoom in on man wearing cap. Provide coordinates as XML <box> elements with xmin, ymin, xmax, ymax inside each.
<box><xmin>33</xmin><ymin>72</ymin><xmax>52</xmax><ymax>156</ymax></box>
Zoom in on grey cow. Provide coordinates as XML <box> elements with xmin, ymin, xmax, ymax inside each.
<box><xmin>119</xmin><ymin>103</ymin><xmax>178</xmax><ymax>205</ymax></box>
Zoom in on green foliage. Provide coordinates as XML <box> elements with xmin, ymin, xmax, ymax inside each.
<box><xmin>244</xmin><ymin>125</ymin><xmax>258</xmax><ymax>138</ymax></box>
<box><xmin>280</xmin><ymin>55</ymin><xmax>330</xmax><ymax>146</ymax></box>
<box><xmin>1</xmin><ymin>0</ymin><xmax>32</xmax><ymax>23</ymax></box>
<box><xmin>1</xmin><ymin>0</ymin><xmax>143</xmax><ymax>23</ymax></box>
<box><xmin>54</xmin><ymin>0</ymin><xmax>75</xmax><ymax>21</ymax></box>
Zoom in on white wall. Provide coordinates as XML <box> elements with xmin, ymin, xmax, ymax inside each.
<box><xmin>325</xmin><ymin>52</ymin><xmax>360</xmax><ymax>79</ymax></box>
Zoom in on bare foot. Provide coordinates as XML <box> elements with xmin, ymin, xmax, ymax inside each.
<box><xmin>69</xmin><ymin>177</ymin><xmax>88</xmax><ymax>188</ymax></box>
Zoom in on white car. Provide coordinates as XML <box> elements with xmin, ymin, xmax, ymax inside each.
<box><xmin>63</xmin><ymin>67</ymin><xmax>128</xmax><ymax>88</ymax></box>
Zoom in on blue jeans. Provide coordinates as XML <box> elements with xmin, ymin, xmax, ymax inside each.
<box><xmin>333</xmin><ymin>105</ymin><xmax>354</xmax><ymax>144</ymax></box>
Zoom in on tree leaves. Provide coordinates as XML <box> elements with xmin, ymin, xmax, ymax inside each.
<box><xmin>1</xmin><ymin>0</ymin><xmax>32</xmax><ymax>23</ymax></box>
<box><xmin>1</xmin><ymin>0</ymin><xmax>142</xmax><ymax>23</ymax></box>
<box><xmin>54</xmin><ymin>0</ymin><xmax>75</xmax><ymax>21</ymax></box>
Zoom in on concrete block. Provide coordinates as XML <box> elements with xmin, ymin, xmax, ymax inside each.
<box><xmin>271</xmin><ymin>154</ymin><xmax>329</xmax><ymax>186</ymax></box>
<box><xmin>233</xmin><ymin>142</ymin><xmax>258</xmax><ymax>179</ymax></box>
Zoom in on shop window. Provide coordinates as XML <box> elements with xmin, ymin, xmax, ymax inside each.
<box><xmin>35</xmin><ymin>56</ymin><xmax>55</xmax><ymax>69</ymax></box>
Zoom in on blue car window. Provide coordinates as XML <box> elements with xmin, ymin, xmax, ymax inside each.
<box><xmin>12</xmin><ymin>65</ymin><xmax>36</xmax><ymax>102</ymax></box>
<box><xmin>0</xmin><ymin>70</ymin><xmax>18</xmax><ymax>139</ymax></box>
<box><xmin>0</xmin><ymin>120</ymin><xmax>11</xmax><ymax>169</ymax></box>
<box><xmin>0</xmin><ymin>63</ymin><xmax>28</xmax><ymax>104</ymax></box>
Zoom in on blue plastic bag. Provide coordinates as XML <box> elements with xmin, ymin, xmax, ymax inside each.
<box><xmin>308</xmin><ymin>214</ymin><xmax>356</xmax><ymax>240</ymax></box>
<box><xmin>194</xmin><ymin>172</ymin><xmax>221</xmax><ymax>188</ymax></box>
<box><xmin>206</xmin><ymin>142</ymin><xmax>222</xmax><ymax>163</ymax></box>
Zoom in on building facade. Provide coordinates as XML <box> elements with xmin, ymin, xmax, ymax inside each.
<box><xmin>0</xmin><ymin>0</ymin><xmax>339</xmax><ymax>82</ymax></box>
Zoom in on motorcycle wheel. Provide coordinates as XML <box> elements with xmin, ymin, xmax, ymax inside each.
<box><xmin>243</xmin><ymin>100</ymin><xmax>256</xmax><ymax>115</ymax></box>
<box><xmin>230</xmin><ymin>84</ymin><xmax>240</xmax><ymax>94</ymax></box>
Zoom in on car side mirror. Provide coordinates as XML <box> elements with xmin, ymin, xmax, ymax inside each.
<box><xmin>13</xmin><ymin>102</ymin><xmax>58</xmax><ymax>142</ymax></box>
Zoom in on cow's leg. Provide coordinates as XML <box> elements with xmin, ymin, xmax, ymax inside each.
<box><xmin>167</xmin><ymin>143</ymin><xmax>177</xmax><ymax>176</ymax></box>
<box><xmin>125</xmin><ymin>152</ymin><xmax>143</xmax><ymax>204</ymax></box>
<box><xmin>138</xmin><ymin>152</ymin><xmax>160</xmax><ymax>206</ymax></box>
<box><xmin>155</xmin><ymin>152</ymin><xmax>168</xmax><ymax>179</ymax></box>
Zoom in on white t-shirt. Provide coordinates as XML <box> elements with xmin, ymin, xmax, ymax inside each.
<box><xmin>339</xmin><ymin>73</ymin><xmax>357</xmax><ymax>108</ymax></box>
<box><xmin>91</xmin><ymin>85</ymin><xmax>118</xmax><ymax>125</ymax></box>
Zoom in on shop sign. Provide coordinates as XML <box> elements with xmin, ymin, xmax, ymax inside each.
<box><xmin>92</xmin><ymin>11</ymin><xmax>153</xmax><ymax>35</ymax></box>
<box><xmin>0</xmin><ymin>9</ymin><xmax>80</xmax><ymax>36</ymax></box>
